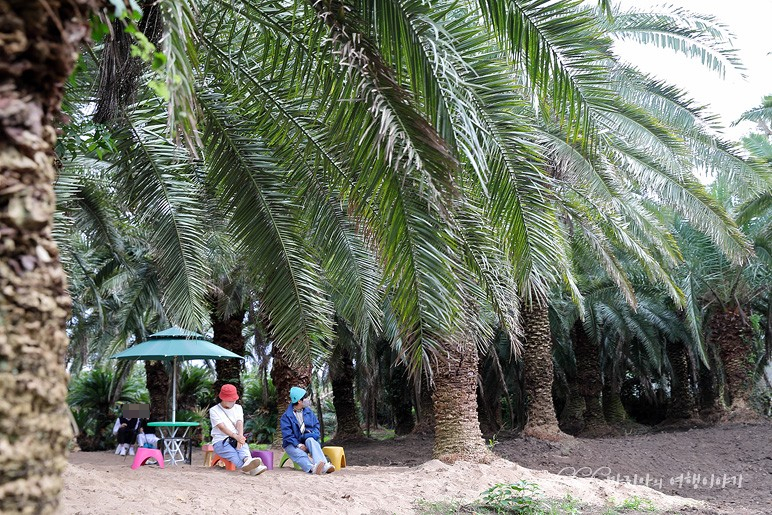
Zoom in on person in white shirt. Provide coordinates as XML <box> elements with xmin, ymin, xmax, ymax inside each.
<box><xmin>209</xmin><ymin>383</ymin><xmax>267</xmax><ymax>475</ymax></box>
<box><xmin>112</xmin><ymin>416</ymin><xmax>140</xmax><ymax>456</ymax></box>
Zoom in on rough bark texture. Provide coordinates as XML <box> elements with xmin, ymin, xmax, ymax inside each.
<box><xmin>573</xmin><ymin>321</ymin><xmax>610</xmax><ymax>437</ymax></box>
<box><xmin>145</xmin><ymin>360</ymin><xmax>169</xmax><ymax>422</ymax></box>
<box><xmin>212</xmin><ymin>309</ymin><xmax>246</xmax><ymax>396</ymax></box>
<box><xmin>431</xmin><ymin>337</ymin><xmax>491</xmax><ymax>463</ymax></box>
<box><xmin>270</xmin><ymin>344</ymin><xmax>311</xmax><ymax>447</ymax></box>
<box><xmin>93</xmin><ymin>2</ymin><xmax>161</xmax><ymax>124</ymax></box>
<box><xmin>711</xmin><ymin>309</ymin><xmax>754</xmax><ymax>410</ymax></box>
<box><xmin>0</xmin><ymin>1</ymin><xmax>95</xmax><ymax>512</ymax></box>
<box><xmin>602</xmin><ymin>382</ymin><xmax>628</xmax><ymax>425</ymax></box>
<box><xmin>559</xmin><ymin>378</ymin><xmax>586</xmax><ymax>434</ymax></box>
<box><xmin>521</xmin><ymin>304</ymin><xmax>565</xmax><ymax>440</ymax></box>
<box><xmin>602</xmin><ymin>357</ymin><xmax>627</xmax><ymax>425</ymax></box>
<box><xmin>666</xmin><ymin>340</ymin><xmax>697</xmax><ymax>420</ymax></box>
<box><xmin>412</xmin><ymin>374</ymin><xmax>435</xmax><ymax>434</ymax></box>
<box><xmin>330</xmin><ymin>344</ymin><xmax>364</xmax><ymax>440</ymax></box>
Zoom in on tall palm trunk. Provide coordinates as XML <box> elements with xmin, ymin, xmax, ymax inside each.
<box><xmin>270</xmin><ymin>344</ymin><xmax>311</xmax><ymax>447</ymax></box>
<box><xmin>330</xmin><ymin>343</ymin><xmax>363</xmax><ymax>439</ymax></box>
<box><xmin>666</xmin><ymin>340</ymin><xmax>696</xmax><ymax>419</ymax></box>
<box><xmin>476</xmin><ymin>349</ymin><xmax>504</xmax><ymax>436</ymax></box>
<box><xmin>559</xmin><ymin>377</ymin><xmax>586</xmax><ymax>434</ymax></box>
<box><xmin>212</xmin><ymin>308</ymin><xmax>246</xmax><ymax>395</ymax></box>
<box><xmin>431</xmin><ymin>336</ymin><xmax>491</xmax><ymax>463</ymax></box>
<box><xmin>573</xmin><ymin>321</ymin><xmax>609</xmax><ymax>436</ymax></box>
<box><xmin>711</xmin><ymin>309</ymin><xmax>754</xmax><ymax>410</ymax></box>
<box><xmin>412</xmin><ymin>375</ymin><xmax>435</xmax><ymax>434</ymax></box>
<box><xmin>521</xmin><ymin>304</ymin><xmax>564</xmax><ymax>440</ymax></box>
<box><xmin>602</xmin><ymin>358</ymin><xmax>628</xmax><ymax>425</ymax></box>
<box><xmin>388</xmin><ymin>360</ymin><xmax>415</xmax><ymax>435</ymax></box>
<box><xmin>697</xmin><ymin>341</ymin><xmax>724</xmax><ymax>419</ymax></box>
<box><xmin>145</xmin><ymin>360</ymin><xmax>169</xmax><ymax>421</ymax></box>
<box><xmin>0</xmin><ymin>2</ymin><xmax>94</xmax><ymax>512</ymax></box>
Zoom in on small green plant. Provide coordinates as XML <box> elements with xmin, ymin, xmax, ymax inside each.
<box><xmin>481</xmin><ymin>481</ymin><xmax>543</xmax><ymax>514</ymax></box>
<box><xmin>552</xmin><ymin>493</ymin><xmax>581</xmax><ymax>514</ymax></box>
<box><xmin>487</xmin><ymin>433</ymin><xmax>499</xmax><ymax>451</ymax></box>
<box><xmin>607</xmin><ymin>495</ymin><xmax>656</xmax><ymax>513</ymax></box>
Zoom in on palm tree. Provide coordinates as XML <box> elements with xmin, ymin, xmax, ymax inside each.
<box><xmin>0</xmin><ymin>1</ymin><xmax>97</xmax><ymax>511</ymax></box>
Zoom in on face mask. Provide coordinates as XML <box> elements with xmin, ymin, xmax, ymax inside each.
<box><xmin>302</xmin><ymin>398</ymin><xmax>312</xmax><ymax>408</ymax></box>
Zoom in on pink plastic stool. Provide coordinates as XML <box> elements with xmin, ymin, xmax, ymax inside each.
<box><xmin>131</xmin><ymin>447</ymin><xmax>165</xmax><ymax>470</ymax></box>
<box><xmin>251</xmin><ymin>450</ymin><xmax>274</xmax><ymax>470</ymax></box>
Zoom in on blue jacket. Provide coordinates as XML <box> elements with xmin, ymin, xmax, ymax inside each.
<box><xmin>280</xmin><ymin>404</ymin><xmax>321</xmax><ymax>449</ymax></box>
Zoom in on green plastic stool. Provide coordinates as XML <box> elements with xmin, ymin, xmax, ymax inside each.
<box><xmin>279</xmin><ymin>451</ymin><xmax>302</xmax><ymax>470</ymax></box>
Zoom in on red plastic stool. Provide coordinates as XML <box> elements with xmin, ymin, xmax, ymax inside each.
<box><xmin>211</xmin><ymin>454</ymin><xmax>237</xmax><ymax>471</ymax></box>
<box><xmin>251</xmin><ymin>450</ymin><xmax>274</xmax><ymax>470</ymax></box>
<box><xmin>131</xmin><ymin>447</ymin><xmax>165</xmax><ymax>470</ymax></box>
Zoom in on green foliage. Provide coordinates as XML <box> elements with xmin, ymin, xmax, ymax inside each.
<box><xmin>177</xmin><ymin>366</ymin><xmax>214</xmax><ymax>410</ymax></box>
<box><xmin>176</xmin><ymin>407</ymin><xmax>211</xmax><ymax>444</ymax></box>
<box><xmin>67</xmin><ymin>367</ymin><xmax>145</xmax><ymax>450</ymax></box>
<box><xmin>241</xmin><ymin>373</ymin><xmax>277</xmax><ymax>444</ymax></box>
<box><xmin>480</xmin><ymin>481</ymin><xmax>544</xmax><ymax>514</ymax></box>
<box><xmin>603</xmin><ymin>496</ymin><xmax>657</xmax><ymax>514</ymax></box>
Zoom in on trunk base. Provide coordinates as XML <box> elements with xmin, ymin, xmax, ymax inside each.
<box><xmin>522</xmin><ymin>424</ymin><xmax>572</xmax><ymax>442</ymax></box>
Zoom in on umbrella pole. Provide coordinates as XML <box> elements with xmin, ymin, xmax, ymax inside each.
<box><xmin>172</xmin><ymin>356</ymin><xmax>177</xmax><ymax>423</ymax></box>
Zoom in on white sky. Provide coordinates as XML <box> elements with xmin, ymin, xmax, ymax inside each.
<box><xmin>613</xmin><ymin>0</ymin><xmax>772</xmax><ymax>141</ymax></box>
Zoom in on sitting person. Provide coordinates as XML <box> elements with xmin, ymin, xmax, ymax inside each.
<box><xmin>209</xmin><ymin>384</ymin><xmax>267</xmax><ymax>475</ymax></box>
<box><xmin>136</xmin><ymin>419</ymin><xmax>160</xmax><ymax>449</ymax></box>
<box><xmin>112</xmin><ymin>415</ymin><xmax>140</xmax><ymax>456</ymax></box>
<box><xmin>280</xmin><ymin>386</ymin><xmax>335</xmax><ymax>474</ymax></box>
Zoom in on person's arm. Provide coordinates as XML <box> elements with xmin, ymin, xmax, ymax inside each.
<box><xmin>235</xmin><ymin>419</ymin><xmax>246</xmax><ymax>447</ymax></box>
<box><xmin>112</xmin><ymin>418</ymin><xmax>121</xmax><ymax>435</ymax></box>
<box><xmin>303</xmin><ymin>410</ymin><xmax>321</xmax><ymax>441</ymax></box>
<box><xmin>214</xmin><ymin>422</ymin><xmax>241</xmax><ymax>440</ymax></box>
<box><xmin>280</xmin><ymin>412</ymin><xmax>300</xmax><ymax>448</ymax></box>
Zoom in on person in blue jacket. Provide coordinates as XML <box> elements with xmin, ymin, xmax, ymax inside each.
<box><xmin>280</xmin><ymin>386</ymin><xmax>335</xmax><ymax>474</ymax></box>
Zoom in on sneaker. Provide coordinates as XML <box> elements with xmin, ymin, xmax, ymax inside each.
<box><xmin>119</xmin><ymin>446</ymin><xmax>127</xmax><ymax>456</ymax></box>
<box><xmin>115</xmin><ymin>445</ymin><xmax>122</xmax><ymax>455</ymax></box>
<box><xmin>249</xmin><ymin>464</ymin><xmax>268</xmax><ymax>476</ymax></box>
<box><xmin>128</xmin><ymin>446</ymin><xmax>135</xmax><ymax>456</ymax></box>
<box><xmin>241</xmin><ymin>457</ymin><xmax>263</xmax><ymax>474</ymax></box>
<box><xmin>323</xmin><ymin>463</ymin><xmax>336</xmax><ymax>474</ymax></box>
<box><xmin>312</xmin><ymin>461</ymin><xmax>325</xmax><ymax>475</ymax></box>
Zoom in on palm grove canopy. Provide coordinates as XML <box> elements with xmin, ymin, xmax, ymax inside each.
<box><xmin>111</xmin><ymin>327</ymin><xmax>243</xmax><ymax>422</ymax></box>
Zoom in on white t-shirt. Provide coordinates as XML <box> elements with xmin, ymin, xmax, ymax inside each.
<box><xmin>210</xmin><ymin>403</ymin><xmax>243</xmax><ymax>444</ymax></box>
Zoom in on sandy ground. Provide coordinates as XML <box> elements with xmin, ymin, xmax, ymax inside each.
<box><xmin>61</xmin><ymin>421</ymin><xmax>771</xmax><ymax>514</ymax></box>
<box><xmin>62</xmin><ymin>450</ymin><xmax>701</xmax><ymax>514</ymax></box>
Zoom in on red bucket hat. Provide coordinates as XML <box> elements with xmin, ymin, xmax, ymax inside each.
<box><xmin>219</xmin><ymin>384</ymin><xmax>239</xmax><ymax>401</ymax></box>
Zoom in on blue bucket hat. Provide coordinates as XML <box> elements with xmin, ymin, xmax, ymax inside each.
<box><xmin>289</xmin><ymin>386</ymin><xmax>307</xmax><ymax>404</ymax></box>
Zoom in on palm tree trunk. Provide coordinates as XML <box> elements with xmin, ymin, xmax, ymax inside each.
<box><xmin>666</xmin><ymin>340</ymin><xmax>696</xmax><ymax>419</ymax></box>
<box><xmin>145</xmin><ymin>360</ymin><xmax>169</xmax><ymax>421</ymax></box>
<box><xmin>388</xmin><ymin>360</ymin><xmax>415</xmax><ymax>435</ymax></box>
<box><xmin>559</xmin><ymin>378</ymin><xmax>586</xmax><ymax>434</ymax></box>
<box><xmin>711</xmin><ymin>309</ymin><xmax>754</xmax><ymax>410</ymax></box>
<box><xmin>270</xmin><ymin>344</ymin><xmax>311</xmax><ymax>447</ymax></box>
<box><xmin>212</xmin><ymin>308</ymin><xmax>246</xmax><ymax>394</ymax></box>
<box><xmin>697</xmin><ymin>342</ymin><xmax>723</xmax><ymax>419</ymax></box>
<box><xmin>330</xmin><ymin>343</ymin><xmax>364</xmax><ymax>439</ymax></box>
<box><xmin>0</xmin><ymin>2</ymin><xmax>94</xmax><ymax>512</ymax></box>
<box><xmin>521</xmin><ymin>304</ymin><xmax>565</xmax><ymax>440</ymax></box>
<box><xmin>431</xmin><ymin>336</ymin><xmax>491</xmax><ymax>463</ymax></box>
<box><xmin>412</xmin><ymin>376</ymin><xmax>435</xmax><ymax>434</ymax></box>
<box><xmin>602</xmin><ymin>382</ymin><xmax>628</xmax><ymax>424</ymax></box>
<box><xmin>602</xmin><ymin>358</ymin><xmax>628</xmax><ymax>425</ymax></box>
<box><xmin>573</xmin><ymin>321</ymin><xmax>610</xmax><ymax>436</ymax></box>
<box><xmin>476</xmin><ymin>348</ymin><xmax>504</xmax><ymax>435</ymax></box>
